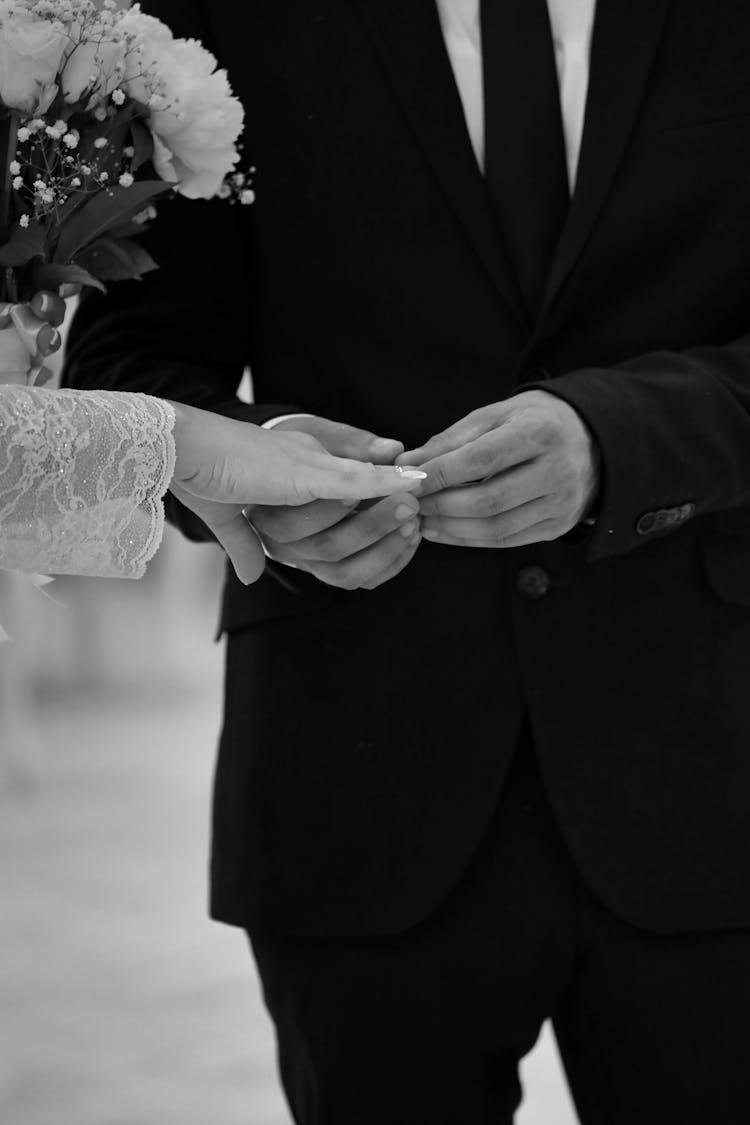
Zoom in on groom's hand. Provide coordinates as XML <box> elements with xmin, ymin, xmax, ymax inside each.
<box><xmin>246</xmin><ymin>417</ymin><xmax>422</xmax><ymax>590</ymax></box>
<box><xmin>397</xmin><ymin>390</ymin><xmax>599</xmax><ymax>549</ymax></box>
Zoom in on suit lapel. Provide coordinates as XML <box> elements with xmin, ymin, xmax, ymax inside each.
<box><xmin>352</xmin><ymin>0</ymin><xmax>529</xmax><ymax>330</ymax></box>
<box><xmin>540</xmin><ymin>0</ymin><xmax>673</xmax><ymax>319</ymax></box>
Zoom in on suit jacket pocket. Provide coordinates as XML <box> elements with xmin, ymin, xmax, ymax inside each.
<box><xmin>650</xmin><ymin>85</ymin><xmax>750</xmax><ymax>132</ymax></box>
<box><xmin>700</xmin><ymin>534</ymin><xmax>750</xmax><ymax>609</ymax></box>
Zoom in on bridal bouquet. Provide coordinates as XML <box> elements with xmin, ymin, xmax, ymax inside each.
<box><xmin>0</xmin><ymin>0</ymin><xmax>251</xmax><ymax>383</ymax></box>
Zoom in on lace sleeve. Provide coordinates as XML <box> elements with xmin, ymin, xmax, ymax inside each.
<box><xmin>0</xmin><ymin>386</ymin><xmax>175</xmax><ymax>580</ymax></box>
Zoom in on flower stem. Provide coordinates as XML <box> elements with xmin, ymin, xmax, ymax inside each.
<box><xmin>0</xmin><ymin>111</ymin><xmax>19</xmax><ymax>302</ymax></box>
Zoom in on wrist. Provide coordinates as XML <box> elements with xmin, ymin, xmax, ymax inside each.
<box><xmin>165</xmin><ymin>400</ymin><xmax>194</xmax><ymax>483</ymax></box>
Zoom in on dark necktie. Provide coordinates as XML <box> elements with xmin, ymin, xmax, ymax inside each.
<box><xmin>480</xmin><ymin>0</ymin><xmax>571</xmax><ymax>318</ymax></box>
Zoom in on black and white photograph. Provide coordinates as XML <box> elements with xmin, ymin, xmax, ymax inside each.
<box><xmin>2</xmin><ymin>0</ymin><xmax>750</xmax><ymax>1122</ymax></box>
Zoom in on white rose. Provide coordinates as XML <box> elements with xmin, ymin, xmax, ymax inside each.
<box><xmin>120</xmin><ymin>12</ymin><xmax>244</xmax><ymax>200</ymax></box>
<box><xmin>0</xmin><ymin>2</ymin><xmax>67</xmax><ymax>114</ymax></box>
<box><xmin>61</xmin><ymin>19</ymin><xmax>127</xmax><ymax>105</ymax></box>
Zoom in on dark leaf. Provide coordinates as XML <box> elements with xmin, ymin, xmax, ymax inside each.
<box><xmin>75</xmin><ymin>236</ymin><xmax>160</xmax><ymax>283</ymax></box>
<box><xmin>54</xmin><ymin>181</ymin><xmax>172</xmax><ymax>264</ymax></box>
<box><xmin>0</xmin><ymin>222</ymin><xmax>47</xmax><ymax>268</ymax></box>
<box><xmin>32</xmin><ymin>262</ymin><xmax>107</xmax><ymax>293</ymax></box>
<box><xmin>107</xmin><ymin>218</ymin><xmax>156</xmax><ymax>241</ymax></box>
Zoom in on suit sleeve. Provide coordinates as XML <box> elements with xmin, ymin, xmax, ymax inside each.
<box><xmin>528</xmin><ymin>333</ymin><xmax>750</xmax><ymax>560</ymax></box>
<box><xmin>63</xmin><ymin>0</ymin><xmax>303</xmax><ymax>541</ymax></box>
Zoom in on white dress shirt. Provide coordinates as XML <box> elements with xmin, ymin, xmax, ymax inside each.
<box><xmin>266</xmin><ymin>0</ymin><xmax>597</xmax><ymax>429</ymax></box>
<box><xmin>436</xmin><ymin>0</ymin><xmax>597</xmax><ymax>189</ymax></box>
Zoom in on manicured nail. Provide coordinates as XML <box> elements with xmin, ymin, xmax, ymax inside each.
<box><xmin>398</xmin><ymin>469</ymin><xmax>427</xmax><ymax>480</ymax></box>
<box><xmin>423</xmin><ymin>529</ymin><xmax>440</xmax><ymax>541</ymax></box>
<box><xmin>400</xmin><ymin>521</ymin><xmax>418</xmax><ymax>538</ymax></box>
<box><xmin>395</xmin><ymin>503</ymin><xmax>415</xmax><ymax>521</ymax></box>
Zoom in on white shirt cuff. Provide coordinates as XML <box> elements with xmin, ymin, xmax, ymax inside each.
<box><xmin>262</xmin><ymin>413</ymin><xmax>315</xmax><ymax>430</ymax></box>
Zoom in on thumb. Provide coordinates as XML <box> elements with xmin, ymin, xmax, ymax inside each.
<box><xmin>172</xmin><ymin>481</ymin><xmax>268</xmax><ymax>585</ymax></box>
<box><xmin>291</xmin><ymin>418</ymin><xmax>404</xmax><ymax>464</ymax></box>
<box><xmin>211</xmin><ymin>509</ymin><xmax>267</xmax><ymax>585</ymax></box>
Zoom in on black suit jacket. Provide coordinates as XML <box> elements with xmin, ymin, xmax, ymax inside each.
<box><xmin>65</xmin><ymin>0</ymin><xmax>750</xmax><ymax>936</ymax></box>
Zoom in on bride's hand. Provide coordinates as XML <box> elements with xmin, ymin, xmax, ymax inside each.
<box><xmin>168</xmin><ymin>402</ymin><xmax>425</xmax><ymax>585</ymax></box>
<box><xmin>0</xmin><ymin>292</ymin><xmax>66</xmax><ymax>385</ymax></box>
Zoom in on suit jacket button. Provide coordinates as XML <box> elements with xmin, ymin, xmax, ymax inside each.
<box><xmin>636</xmin><ymin>511</ymin><xmax>658</xmax><ymax>535</ymax></box>
<box><xmin>516</xmin><ymin>565</ymin><xmax>550</xmax><ymax>600</ymax></box>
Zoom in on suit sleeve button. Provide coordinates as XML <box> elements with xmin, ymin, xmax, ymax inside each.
<box><xmin>636</xmin><ymin>512</ymin><xmax>659</xmax><ymax>535</ymax></box>
<box><xmin>637</xmin><ymin>504</ymin><xmax>695</xmax><ymax>536</ymax></box>
<box><xmin>516</xmin><ymin>565</ymin><xmax>550</xmax><ymax>600</ymax></box>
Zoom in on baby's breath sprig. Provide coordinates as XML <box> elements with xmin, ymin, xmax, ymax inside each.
<box><xmin>218</xmin><ymin>162</ymin><xmax>257</xmax><ymax>208</ymax></box>
<box><xmin>12</xmin><ymin>106</ymin><xmax>130</xmax><ymax>230</ymax></box>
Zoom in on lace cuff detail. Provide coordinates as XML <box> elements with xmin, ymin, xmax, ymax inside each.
<box><xmin>0</xmin><ymin>387</ymin><xmax>175</xmax><ymax>580</ymax></box>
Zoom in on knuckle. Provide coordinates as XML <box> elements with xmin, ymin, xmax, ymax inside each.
<box><xmin>560</xmin><ymin>456</ymin><xmax>578</xmax><ymax>484</ymax></box>
<box><xmin>536</xmin><ymin>415</ymin><xmax>558</xmax><ymax>444</ymax></box>
<box><xmin>432</xmin><ymin>463</ymin><xmax>450</xmax><ymax>492</ymax></box>
<box><xmin>469</xmin><ymin>445</ymin><xmax>495</xmax><ymax>476</ymax></box>
<box><xmin>360</xmin><ymin>510</ymin><xmax>387</xmax><ymax>540</ymax></box>
<box><xmin>325</xmin><ymin>568</ymin><xmax>356</xmax><ymax>590</ymax></box>
<box><xmin>327</xmin><ymin>561</ymin><xmax>362</xmax><ymax>590</ymax></box>
<box><xmin>474</xmin><ymin>489</ymin><xmax>500</xmax><ymax>518</ymax></box>
<box><xmin>311</xmin><ymin>531</ymin><xmax>346</xmax><ymax>563</ymax></box>
<box><xmin>563</xmin><ymin>482</ymin><xmax>580</xmax><ymax>509</ymax></box>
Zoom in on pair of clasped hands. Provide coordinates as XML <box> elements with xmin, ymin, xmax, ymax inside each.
<box><xmin>250</xmin><ymin>396</ymin><xmax>599</xmax><ymax>591</ymax></box>
<box><xmin>16</xmin><ymin>291</ymin><xmax>598</xmax><ymax>589</ymax></box>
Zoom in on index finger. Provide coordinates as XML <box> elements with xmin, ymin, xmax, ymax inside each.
<box><xmin>310</xmin><ymin>457</ymin><xmax>427</xmax><ymax>501</ymax></box>
<box><xmin>417</xmin><ymin>423</ymin><xmax>537</xmax><ymax>497</ymax></box>
<box><xmin>398</xmin><ymin>405</ymin><xmax>508</xmax><ymax>466</ymax></box>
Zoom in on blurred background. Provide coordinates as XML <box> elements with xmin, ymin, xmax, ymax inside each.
<box><xmin>0</xmin><ymin>524</ymin><xmax>578</xmax><ymax>1125</ymax></box>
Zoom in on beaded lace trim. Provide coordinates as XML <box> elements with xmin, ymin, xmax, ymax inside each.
<box><xmin>0</xmin><ymin>387</ymin><xmax>175</xmax><ymax>579</ymax></box>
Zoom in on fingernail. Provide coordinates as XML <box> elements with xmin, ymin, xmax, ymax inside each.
<box><xmin>400</xmin><ymin>521</ymin><xmax>418</xmax><ymax>538</ymax></box>
<box><xmin>423</xmin><ymin>529</ymin><xmax>440</xmax><ymax>541</ymax></box>
<box><xmin>395</xmin><ymin>503</ymin><xmax>415</xmax><ymax>521</ymax></box>
<box><xmin>399</xmin><ymin>469</ymin><xmax>427</xmax><ymax>480</ymax></box>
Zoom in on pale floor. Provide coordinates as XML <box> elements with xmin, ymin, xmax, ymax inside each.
<box><xmin>0</xmin><ymin>537</ymin><xmax>578</xmax><ymax>1125</ymax></box>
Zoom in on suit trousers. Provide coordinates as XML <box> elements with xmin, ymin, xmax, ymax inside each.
<box><xmin>248</xmin><ymin>724</ymin><xmax>750</xmax><ymax>1124</ymax></box>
